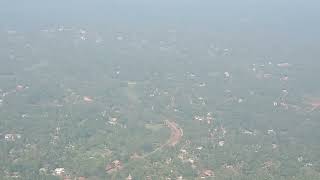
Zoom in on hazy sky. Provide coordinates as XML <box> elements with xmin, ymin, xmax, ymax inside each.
<box><xmin>1</xmin><ymin>0</ymin><xmax>319</xmax><ymax>31</ymax></box>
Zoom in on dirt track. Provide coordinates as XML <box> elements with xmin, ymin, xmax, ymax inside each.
<box><xmin>164</xmin><ymin>120</ymin><xmax>183</xmax><ymax>146</ymax></box>
<box><xmin>111</xmin><ymin>120</ymin><xmax>183</xmax><ymax>179</ymax></box>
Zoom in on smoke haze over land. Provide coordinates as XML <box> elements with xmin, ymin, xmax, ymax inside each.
<box><xmin>1</xmin><ymin>1</ymin><xmax>320</xmax><ymax>179</ymax></box>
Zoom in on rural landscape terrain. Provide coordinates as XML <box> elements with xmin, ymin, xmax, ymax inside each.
<box><xmin>0</xmin><ymin>23</ymin><xmax>320</xmax><ymax>180</ymax></box>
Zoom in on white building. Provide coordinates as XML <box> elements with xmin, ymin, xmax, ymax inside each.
<box><xmin>53</xmin><ymin>168</ymin><xmax>65</xmax><ymax>176</ymax></box>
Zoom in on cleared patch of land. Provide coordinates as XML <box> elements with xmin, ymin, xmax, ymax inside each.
<box><xmin>164</xmin><ymin>120</ymin><xmax>183</xmax><ymax>147</ymax></box>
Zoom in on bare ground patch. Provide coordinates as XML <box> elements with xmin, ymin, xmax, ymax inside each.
<box><xmin>164</xmin><ymin>120</ymin><xmax>183</xmax><ymax>147</ymax></box>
